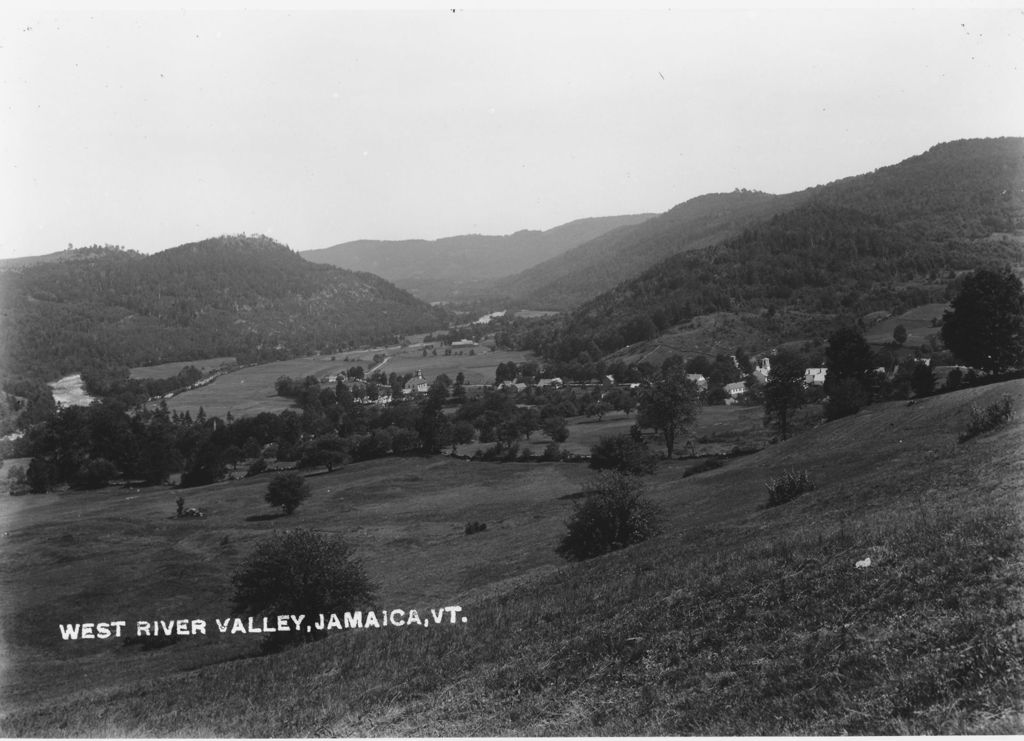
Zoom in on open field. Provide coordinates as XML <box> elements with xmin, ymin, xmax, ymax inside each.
<box><xmin>129</xmin><ymin>357</ymin><xmax>237</xmax><ymax>381</ymax></box>
<box><xmin>460</xmin><ymin>402</ymin><xmax>815</xmax><ymax>459</ymax></box>
<box><xmin>0</xmin><ymin>457</ymin><xmax>593</xmax><ymax>715</ymax></box>
<box><xmin>863</xmin><ymin>302</ymin><xmax>948</xmax><ymax>348</ymax></box>
<box><xmin>2</xmin><ymin>380</ymin><xmax>1022</xmax><ymax>734</ymax></box>
<box><xmin>157</xmin><ymin>347</ymin><xmax>535</xmax><ymax>419</ymax></box>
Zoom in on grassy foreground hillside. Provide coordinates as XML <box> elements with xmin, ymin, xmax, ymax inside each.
<box><xmin>2</xmin><ymin>380</ymin><xmax>1022</xmax><ymax>735</ymax></box>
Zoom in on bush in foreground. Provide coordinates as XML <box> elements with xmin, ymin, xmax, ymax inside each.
<box><xmin>764</xmin><ymin>469</ymin><xmax>815</xmax><ymax>508</ymax></box>
<box><xmin>959</xmin><ymin>395</ymin><xmax>1015</xmax><ymax>442</ymax></box>
<box><xmin>231</xmin><ymin>529</ymin><xmax>376</xmax><ymax>650</ymax></box>
<box><xmin>556</xmin><ymin>471</ymin><xmax>662</xmax><ymax>561</ymax></box>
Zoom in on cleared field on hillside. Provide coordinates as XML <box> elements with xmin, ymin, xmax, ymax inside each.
<box><xmin>159</xmin><ymin>347</ymin><xmax>534</xmax><ymax>418</ymax></box>
<box><xmin>4</xmin><ymin>380</ymin><xmax>1021</xmax><ymax>734</ymax></box>
<box><xmin>129</xmin><ymin>356</ymin><xmax>237</xmax><ymax>380</ymax></box>
<box><xmin>863</xmin><ymin>302</ymin><xmax>948</xmax><ymax>347</ymax></box>
<box><xmin>0</xmin><ymin>457</ymin><xmax>592</xmax><ymax>714</ymax></box>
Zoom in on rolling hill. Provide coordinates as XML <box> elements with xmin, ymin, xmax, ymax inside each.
<box><xmin>1</xmin><ymin>377</ymin><xmax>1020</xmax><ymax>735</ymax></box>
<box><xmin>300</xmin><ymin>214</ymin><xmax>654</xmax><ymax>303</ymax></box>
<box><xmin>491</xmin><ymin>189</ymin><xmax>814</xmax><ymax>310</ymax></box>
<box><xmin>0</xmin><ymin>235</ymin><xmax>449</xmax><ymax>383</ymax></box>
<box><xmin>522</xmin><ymin>137</ymin><xmax>1024</xmax><ymax>362</ymax></box>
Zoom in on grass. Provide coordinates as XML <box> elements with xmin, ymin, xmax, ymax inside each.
<box><xmin>129</xmin><ymin>356</ymin><xmax>237</xmax><ymax>381</ymax></box>
<box><xmin>460</xmin><ymin>404</ymin><xmax>778</xmax><ymax>460</ymax></box>
<box><xmin>959</xmin><ymin>394</ymin><xmax>1015</xmax><ymax>442</ymax></box>
<box><xmin>157</xmin><ymin>347</ymin><xmax>534</xmax><ymax>418</ymax></box>
<box><xmin>763</xmin><ymin>469</ymin><xmax>815</xmax><ymax>507</ymax></box>
<box><xmin>2</xmin><ymin>380</ymin><xmax>1022</xmax><ymax>735</ymax></box>
<box><xmin>862</xmin><ymin>302</ymin><xmax>948</xmax><ymax>348</ymax></box>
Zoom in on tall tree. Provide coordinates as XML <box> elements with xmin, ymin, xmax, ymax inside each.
<box><xmin>763</xmin><ymin>349</ymin><xmax>806</xmax><ymax>440</ymax></box>
<box><xmin>638</xmin><ymin>365</ymin><xmax>700</xmax><ymax>458</ymax></box>
<box><xmin>824</xmin><ymin>327</ymin><xmax>875</xmax><ymax>394</ymax></box>
<box><xmin>941</xmin><ymin>267</ymin><xmax>1024</xmax><ymax>374</ymax></box>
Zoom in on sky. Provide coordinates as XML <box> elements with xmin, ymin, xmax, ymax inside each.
<box><xmin>2</xmin><ymin>4</ymin><xmax>1023</xmax><ymax>260</ymax></box>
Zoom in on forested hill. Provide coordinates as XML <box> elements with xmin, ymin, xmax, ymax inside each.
<box><xmin>517</xmin><ymin>137</ymin><xmax>1024</xmax><ymax>362</ymax></box>
<box><xmin>0</xmin><ymin>234</ymin><xmax>448</xmax><ymax>383</ymax></box>
<box><xmin>300</xmin><ymin>214</ymin><xmax>654</xmax><ymax>303</ymax></box>
<box><xmin>490</xmin><ymin>189</ymin><xmax>814</xmax><ymax>310</ymax></box>
<box><xmin>813</xmin><ymin>137</ymin><xmax>1023</xmax><ymax>236</ymax></box>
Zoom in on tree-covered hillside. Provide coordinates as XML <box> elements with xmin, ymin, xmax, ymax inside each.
<box><xmin>514</xmin><ymin>138</ymin><xmax>1024</xmax><ymax>361</ymax></box>
<box><xmin>0</xmin><ymin>235</ymin><xmax>448</xmax><ymax>383</ymax></box>
<box><xmin>492</xmin><ymin>189</ymin><xmax>812</xmax><ymax>310</ymax></box>
<box><xmin>301</xmin><ymin>214</ymin><xmax>654</xmax><ymax>303</ymax></box>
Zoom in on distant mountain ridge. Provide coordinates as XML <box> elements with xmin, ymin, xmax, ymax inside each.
<box><xmin>300</xmin><ymin>214</ymin><xmax>654</xmax><ymax>302</ymax></box>
<box><xmin>518</xmin><ymin>137</ymin><xmax>1024</xmax><ymax>363</ymax></box>
<box><xmin>491</xmin><ymin>189</ymin><xmax>815</xmax><ymax>310</ymax></box>
<box><xmin>0</xmin><ymin>234</ymin><xmax>448</xmax><ymax>382</ymax></box>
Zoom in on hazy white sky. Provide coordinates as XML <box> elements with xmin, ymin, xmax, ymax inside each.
<box><xmin>2</xmin><ymin>4</ymin><xmax>1022</xmax><ymax>259</ymax></box>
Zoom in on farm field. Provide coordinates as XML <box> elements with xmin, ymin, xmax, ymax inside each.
<box><xmin>0</xmin><ymin>456</ymin><xmax>593</xmax><ymax>714</ymax></box>
<box><xmin>3</xmin><ymin>379</ymin><xmax>1021</xmax><ymax>735</ymax></box>
<box><xmin>862</xmin><ymin>302</ymin><xmax>948</xmax><ymax>348</ymax></box>
<box><xmin>129</xmin><ymin>356</ymin><xmax>238</xmax><ymax>381</ymax></box>
<box><xmin>459</xmin><ymin>402</ymin><xmax>807</xmax><ymax>459</ymax></box>
<box><xmin>157</xmin><ymin>346</ymin><xmax>535</xmax><ymax>419</ymax></box>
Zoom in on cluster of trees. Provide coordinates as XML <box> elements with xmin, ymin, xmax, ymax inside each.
<box><xmin>758</xmin><ymin>267</ymin><xmax>1024</xmax><ymax>434</ymax></box>
<box><xmin>79</xmin><ymin>365</ymin><xmax>208</xmax><ymax>407</ymax></box>
<box><xmin>505</xmin><ymin>201</ymin><xmax>1021</xmax><ymax>365</ymax></box>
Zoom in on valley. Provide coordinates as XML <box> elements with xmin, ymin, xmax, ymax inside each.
<box><xmin>1</xmin><ymin>379</ymin><xmax>1021</xmax><ymax>734</ymax></box>
<box><xmin>1</xmin><ymin>136</ymin><xmax>1023</xmax><ymax>735</ymax></box>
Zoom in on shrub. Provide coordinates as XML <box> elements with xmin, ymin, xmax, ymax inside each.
<box><xmin>541</xmin><ymin>442</ymin><xmax>561</xmax><ymax>461</ymax></box>
<box><xmin>26</xmin><ymin>457</ymin><xmax>55</xmax><ymax>493</ymax></box>
<box><xmin>265</xmin><ymin>472</ymin><xmax>310</xmax><ymax>515</ymax></box>
<box><xmin>464</xmin><ymin>521</ymin><xmax>487</xmax><ymax>535</ymax></box>
<box><xmin>231</xmin><ymin>529</ymin><xmax>375</xmax><ymax>650</ymax></box>
<box><xmin>824</xmin><ymin>378</ymin><xmax>870</xmax><ymax>420</ymax></box>
<box><xmin>245</xmin><ymin>458</ymin><xmax>268</xmax><ymax>477</ymax></box>
<box><xmin>764</xmin><ymin>469</ymin><xmax>815</xmax><ymax>507</ymax></box>
<box><xmin>6</xmin><ymin>465</ymin><xmax>27</xmax><ymax>495</ymax></box>
<box><xmin>959</xmin><ymin>395</ymin><xmax>1015</xmax><ymax>442</ymax></box>
<box><xmin>910</xmin><ymin>363</ymin><xmax>935</xmax><ymax>397</ymax></box>
<box><xmin>71</xmin><ymin>458</ymin><xmax>119</xmax><ymax>490</ymax></box>
<box><xmin>683</xmin><ymin>457</ymin><xmax>724</xmax><ymax>478</ymax></box>
<box><xmin>945</xmin><ymin>367</ymin><xmax>964</xmax><ymax>391</ymax></box>
<box><xmin>556</xmin><ymin>472</ymin><xmax>662</xmax><ymax>561</ymax></box>
<box><xmin>589</xmin><ymin>434</ymin><xmax>659</xmax><ymax>475</ymax></box>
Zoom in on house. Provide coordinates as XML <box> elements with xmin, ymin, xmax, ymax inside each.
<box><xmin>752</xmin><ymin>356</ymin><xmax>771</xmax><ymax>384</ymax></box>
<box><xmin>536</xmin><ymin>377</ymin><xmax>563</xmax><ymax>389</ymax></box>
<box><xmin>685</xmin><ymin>373</ymin><xmax>708</xmax><ymax>392</ymax></box>
<box><xmin>451</xmin><ymin>339</ymin><xmax>476</xmax><ymax>348</ymax></box>
<box><xmin>804</xmin><ymin>367</ymin><xmax>828</xmax><ymax>386</ymax></box>
<box><xmin>724</xmin><ymin>381</ymin><xmax>747</xmax><ymax>398</ymax></box>
<box><xmin>403</xmin><ymin>370</ymin><xmax>430</xmax><ymax>395</ymax></box>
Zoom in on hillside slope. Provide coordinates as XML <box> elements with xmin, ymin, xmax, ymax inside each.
<box><xmin>0</xmin><ymin>235</ymin><xmax>448</xmax><ymax>382</ymax></box>
<box><xmin>301</xmin><ymin>214</ymin><xmax>654</xmax><ymax>303</ymax></box>
<box><xmin>3</xmin><ymin>379</ymin><xmax>1021</xmax><ymax>735</ymax></box>
<box><xmin>492</xmin><ymin>189</ymin><xmax>812</xmax><ymax>310</ymax></box>
<box><xmin>526</xmin><ymin>137</ymin><xmax>1024</xmax><ymax>361</ymax></box>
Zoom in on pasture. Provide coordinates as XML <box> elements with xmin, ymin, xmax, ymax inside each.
<box><xmin>862</xmin><ymin>302</ymin><xmax>948</xmax><ymax>348</ymax></box>
<box><xmin>3</xmin><ymin>380</ymin><xmax>1022</xmax><ymax>734</ymax></box>
<box><xmin>0</xmin><ymin>456</ymin><xmax>593</xmax><ymax>714</ymax></box>
<box><xmin>129</xmin><ymin>357</ymin><xmax>237</xmax><ymax>381</ymax></box>
<box><xmin>156</xmin><ymin>346</ymin><xmax>535</xmax><ymax>419</ymax></box>
<box><xmin>460</xmin><ymin>402</ymin><xmax>815</xmax><ymax>459</ymax></box>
